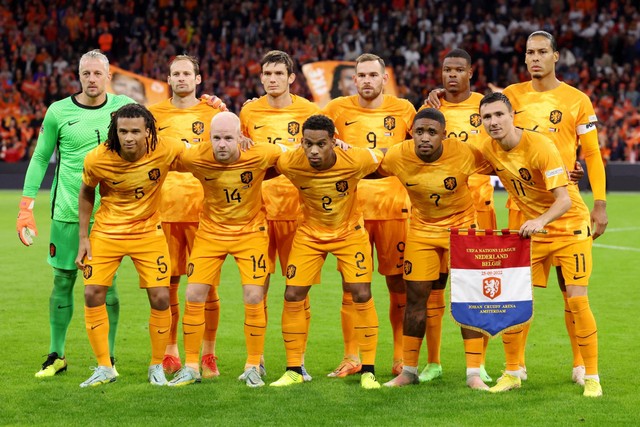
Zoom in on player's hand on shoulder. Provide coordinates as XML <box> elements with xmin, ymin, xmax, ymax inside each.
<box><xmin>239</xmin><ymin>134</ymin><xmax>255</xmax><ymax>151</ymax></box>
<box><xmin>201</xmin><ymin>94</ymin><xmax>228</xmax><ymax>112</ymax></box>
<box><xmin>335</xmin><ymin>138</ymin><xmax>351</xmax><ymax>151</ymax></box>
<box><xmin>242</xmin><ymin>97</ymin><xmax>259</xmax><ymax>107</ymax></box>
<box><xmin>424</xmin><ymin>88</ymin><xmax>445</xmax><ymax>109</ymax></box>
<box><xmin>16</xmin><ymin>196</ymin><xmax>37</xmax><ymax>246</ymax></box>
<box><xmin>569</xmin><ymin>161</ymin><xmax>584</xmax><ymax>183</ymax></box>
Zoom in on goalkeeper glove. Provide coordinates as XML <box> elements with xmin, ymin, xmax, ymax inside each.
<box><xmin>17</xmin><ymin>196</ymin><xmax>37</xmax><ymax>246</ymax></box>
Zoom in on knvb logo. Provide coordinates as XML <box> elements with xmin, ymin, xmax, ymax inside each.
<box><xmin>482</xmin><ymin>277</ymin><xmax>501</xmax><ymax>300</ymax></box>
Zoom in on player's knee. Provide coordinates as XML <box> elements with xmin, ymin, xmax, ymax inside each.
<box><xmin>284</xmin><ymin>285</ymin><xmax>308</xmax><ymax>302</ymax></box>
<box><xmin>385</xmin><ymin>274</ymin><xmax>405</xmax><ymax>293</ymax></box>
<box><xmin>84</xmin><ymin>285</ymin><xmax>107</xmax><ymax>307</ymax></box>
<box><xmin>148</xmin><ymin>288</ymin><xmax>170</xmax><ymax>310</ymax></box>
<box><xmin>349</xmin><ymin>284</ymin><xmax>372</xmax><ymax>303</ymax></box>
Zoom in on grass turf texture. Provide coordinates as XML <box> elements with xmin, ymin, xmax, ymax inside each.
<box><xmin>0</xmin><ymin>189</ymin><xmax>638</xmax><ymax>426</ymax></box>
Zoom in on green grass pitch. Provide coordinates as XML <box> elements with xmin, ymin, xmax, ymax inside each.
<box><xmin>0</xmin><ymin>189</ymin><xmax>638</xmax><ymax>426</ymax></box>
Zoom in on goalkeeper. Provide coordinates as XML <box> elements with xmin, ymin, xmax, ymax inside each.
<box><xmin>17</xmin><ymin>50</ymin><xmax>134</xmax><ymax>378</ymax></box>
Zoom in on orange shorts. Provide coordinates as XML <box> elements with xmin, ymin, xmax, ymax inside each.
<box><xmin>82</xmin><ymin>233</ymin><xmax>170</xmax><ymax>288</ymax></box>
<box><xmin>364</xmin><ymin>219</ymin><xmax>407</xmax><ymax>276</ymax></box>
<box><xmin>532</xmin><ymin>237</ymin><xmax>592</xmax><ymax>288</ymax></box>
<box><xmin>267</xmin><ymin>219</ymin><xmax>297</xmax><ymax>275</ymax></box>
<box><xmin>286</xmin><ymin>227</ymin><xmax>373</xmax><ymax>286</ymax></box>
<box><xmin>187</xmin><ymin>229</ymin><xmax>269</xmax><ymax>286</ymax></box>
<box><xmin>508</xmin><ymin>208</ymin><xmax>526</xmax><ymax>230</ymax></box>
<box><xmin>403</xmin><ymin>233</ymin><xmax>449</xmax><ymax>282</ymax></box>
<box><xmin>162</xmin><ymin>222</ymin><xmax>198</xmax><ymax>276</ymax></box>
<box><xmin>476</xmin><ymin>209</ymin><xmax>497</xmax><ymax>231</ymax></box>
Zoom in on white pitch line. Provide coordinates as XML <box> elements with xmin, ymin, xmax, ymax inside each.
<box><xmin>593</xmin><ymin>243</ymin><xmax>640</xmax><ymax>252</ymax></box>
<box><xmin>603</xmin><ymin>227</ymin><xmax>640</xmax><ymax>232</ymax></box>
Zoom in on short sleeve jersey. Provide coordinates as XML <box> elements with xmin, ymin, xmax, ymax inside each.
<box><xmin>177</xmin><ymin>142</ymin><xmax>285</xmax><ymax>239</ymax></box>
<box><xmin>82</xmin><ymin>136</ymin><xmax>185</xmax><ymax>237</ymax></box>
<box><xmin>276</xmin><ymin>146</ymin><xmax>383</xmax><ymax>240</ymax></box>
<box><xmin>323</xmin><ymin>94</ymin><xmax>416</xmax><ymax>220</ymax></box>
<box><xmin>420</xmin><ymin>92</ymin><xmax>494</xmax><ymax>212</ymax></box>
<box><xmin>503</xmin><ymin>81</ymin><xmax>601</xmax><ymax>209</ymax></box>
<box><xmin>24</xmin><ymin>93</ymin><xmax>134</xmax><ymax>221</ymax></box>
<box><xmin>379</xmin><ymin>138</ymin><xmax>491</xmax><ymax>238</ymax></box>
<box><xmin>149</xmin><ymin>98</ymin><xmax>221</xmax><ymax>222</ymax></box>
<box><xmin>479</xmin><ymin>130</ymin><xmax>591</xmax><ymax>241</ymax></box>
<box><xmin>240</xmin><ymin>94</ymin><xmax>320</xmax><ymax>220</ymax></box>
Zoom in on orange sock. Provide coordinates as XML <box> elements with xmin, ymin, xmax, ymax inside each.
<box><xmin>85</xmin><ymin>305</ymin><xmax>111</xmax><ymax>367</ymax></box>
<box><xmin>149</xmin><ymin>308</ymin><xmax>171</xmax><ymax>365</ymax></box>
<box><xmin>263</xmin><ymin>293</ymin><xmax>269</xmax><ymax>325</ymax></box>
<box><xmin>183</xmin><ymin>301</ymin><xmax>205</xmax><ymax>366</ymax></box>
<box><xmin>482</xmin><ymin>334</ymin><xmax>489</xmax><ymax>365</ymax></box>
<box><xmin>502</xmin><ymin>326</ymin><xmax>523</xmax><ymax>372</ymax></box>
<box><xmin>567</xmin><ymin>295</ymin><xmax>598</xmax><ymax>375</ymax></box>
<box><xmin>168</xmin><ymin>281</ymin><xmax>180</xmax><ymax>346</ymax></box>
<box><xmin>203</xmin><ymin>286</ymin><xmax>220</xmax><ymax>347</ymax></box>
<box><xmin>464</xmin><ymin>337</ymin><xmax>483</xmax><ymax>369</ymax></box>
<box><xmin>354</xmin><ymin>298</ymin><xmax>379</xmax><ymax>366</ymax></box>
<box><xmin>282</xmin><ymin>300</ymin><xmax>306</xmax><ymax>367</ymax></box>
<box><xmin>303</xmin><ymin>295</ymin><xmax>311</xmax><ymax>354</ymax></box>
<box><xmin>244</xmin><ymin>301</ymin><xmax>266</xmax><ymax>366</ymax></box>
<box><xmin>341</xmin><ymin>292</ymin><xmax>358</xmax><ymax>357</ymax></box>
<box><xmin>403</xmin><ymin>335</ymin><xmax>423</xmax><ymax>368</ymax></box>
<box><xmin>389</xmin><ymin>292</ymin><xmax>406</xmax><ymax>361</ymax></box>
<box><xmin>562</xmin><ymin>291</ymin><xmax>584</xmax><ymax>367</ymax></box>
<box><xmin>426</xmin><ymin>289</ymin><xmax>445</xmax><ymax>364</ymax></box>
<box><xmin>519</xmin><ymin>322</ymin><xmax>530</xmax><ymax>367</ymax></box>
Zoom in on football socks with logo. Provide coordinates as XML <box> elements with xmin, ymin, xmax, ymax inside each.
<box><xmin>502</xmin><ymin>326</ymin><xmax>523</xmax><ymax>372</ymax></box>
<box><xmin>282</xmin><ymin>300</ymin><xmax>306</xmax><ymax>367</ymax></box>
<box><xmin>426</xmin><ymin>289</ymin><xmax>445</xmax><ymax>364</ymax></box>
<box><xmin>567</xmin><ymin>295</ymin><xmax>598</xmax><ymax>376</ymax></box>
<box><xmin>203</xmin><ymin>286</ymin><xmax>220</xmax><ymax>353</ymax></box>
<box><xmin>403</xmin><ymin>335</ymin><xmax>423</xmax><ymax>368</ymax></box>
<box><xmin>244</xmin><ymin>301</ymin><xmax>266</xmax><ymax>366</ymax></box>
<box><xmin>563</xmin><ymin>291</ymin><xmax>585</xmax><ymax>367</ymax></box>
<box><xmin>182</xmin><ymin>301</ymin><xmax>206</xmax><ymax>366</ymax></box>
<box><xmin>106</xmin><ymin>276</ymin><xmax>120</xmax><ymax>358</ymax></box>
<box><xmin>168</xmin><ymin>280</ymin><xmax>180</xmax><ymax>346</ymax></box>
<box><xmin>464</xmin><ymin>337</ymin><xmax>484</xmax><ymax>369</ymax></box>
<box><xmin>149</xmin><ymin>308</ymin><xmax>171</xmax><ymax>365</ymax></box>
<box><xmin>341</xmin><ymin>292</ymin><xmax>358</xmax><ymax>357</ymax></box>
<box><xmin>50</xmin><ymin>268</ymin><xmax>76</xmax><ymax>356</ymax></box>
<box><xmin>354</xmin><ymin>298</ymin><xmax>378</xmax><ymax>366</ymax></box>
<box><xmin>85</xmin><ymin>304</ymin><xmax>111</xmax><ymax>367</ymax></box>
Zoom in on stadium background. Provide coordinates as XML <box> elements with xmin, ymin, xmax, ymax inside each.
<box><xmin>0</xmin><ymin>0</ymin><xmax>639</xmax><ymax>168</ymax></box>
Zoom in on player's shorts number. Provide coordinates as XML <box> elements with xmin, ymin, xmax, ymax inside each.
<box><xmin>573</xmin><ymin>253</ymin><xmax>586</xmax><ymax>273</ymax></box>
<box><xmin>156</xmin><ymin>255</ymin><xmax>168</xmax><ymax>274</ymax></box>
<box><xmin>251</xmin><ymin>254</ymin><xmax>267</xmax><ymax>273</ymax></box>
<box><xmin>355</xmin><ymin>251</ymin><xmax>366</xmax><ymax>270</ymax></box>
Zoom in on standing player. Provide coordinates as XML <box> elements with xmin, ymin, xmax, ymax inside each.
<box><xmin>166</xmin><ymin>112</ymin><xmax>285</xmax><ymax>388</ymax></box>
<box><xmin>379</xmin><ymin>109</ymin><xmax>494</xmax><ymax>390</ymax></box>
<box><xmin>17</xmin><ymin>50</ymin><xmax>133</xmax><ymax>378</ymax></box>
<box><xmin>149</xmin><ymin>55</ymin><xmax>223</xmax><ymax>377</ymax></box>
<box><xmin>270</xmin><ymin>115</ymin><xmax>382</xmax><ymax>389</ymax></box>
<box><xmin>502</xmin><ymin>31</ymin><xmax>608</xmax><ymax>385</ymax></box>
<box><xmin>75</xmin><ymin>104</ymin><xmax>186</xmax><ymax>387</ymax></box>
<box><xmin>239</xmin><ymin>50</ymin><xmax>320</xmax><ymax>380</ymax></box>
<box><xmin>479</xmin><ymin>93</ymin><xmax>601</xmax><ymax>398</ymax></box>
<box><xmin>322</xmin><ymin>53</ymin><xmax>416</xmax><ymax>377</ymax></box>
<box><xmin>420</xmin><ymin>48</ymin><xmax>496</xmax><ymax>383</ymax></box>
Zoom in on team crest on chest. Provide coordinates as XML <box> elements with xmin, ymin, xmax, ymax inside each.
<box><xmin>288</xmin><ymin>121</ymin><xmax>300</xmax><ymax>136</ymax></box>
<box><xmin>519</xmin><ymin>168</ymin><xmax>532</xmax><ymax>181</ymax></box>
<box><xmin>384</xmin><ymin>116</ymin><xmax>396</xmax><ymax>131</ymax></box>
<box><xmin>241</xmin><ymin>171</ymin><xmax>253</xmax><ymax>184</ymax></box>
<box><xmin>335</xmin><ymin>180</ymin><xmax>349</xmax><ymax>192</ymax></box>
<box><xmin>192</xmin><ymin>121</ymin><xmax>205</xmax><ymax>135</ymax></box>
<box><xmin>443</xmin><ymin>176</ymin><xmax>457</xmax><ymax>191</ymax></box>
<box><xmin>470</xmin><ymin>113</ymin><xmax>482</xmax><ymax>128</ymax></box>
<box><xmin>148</xmin><ymin>168</ymin><xmax>161</xmax><ymax>181</ymax></box>
<box><xmin>549</xmin><ymin>110</ymin><xmax>562</xmax><ymax>125</ymax></box>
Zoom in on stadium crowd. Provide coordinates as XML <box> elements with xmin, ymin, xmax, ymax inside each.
<box><xmin>1</xmin><ymin>0</ymin><xmax>639</xmax><ymax>163</ymax></box>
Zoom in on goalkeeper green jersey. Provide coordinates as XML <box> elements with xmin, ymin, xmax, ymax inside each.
<box><xmin>22</xmin><ymin>93</ymin><xmax>134</xmax><ymax>222</ymax></box>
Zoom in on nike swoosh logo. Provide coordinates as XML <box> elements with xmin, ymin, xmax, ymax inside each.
<box><xmin>364</xmin><ymin>334</ymin><xmax>376</xmax><ymax>338</ymax></box>
<box><xmin>91</xmin><ymin>323</ymin><xmax>104</xmax><ymax>330</ymax></box>
<box><xmin>514</xmin><ymin>110</ymin><xmax>525</xmax><ymax>115</ymax></box>
<box><xmin>253</xmin><ymin>275</ymin><xmax>265</xmax><ymax>279</ymax></box>
<box><xmin>250</xmin><ymin>333</ymin><xmax>262</xmax><ymax>336</ymax></box>
<box><xmin>68</xmin><ymin>120</ymin><xmax>80</xmax><ymax>126</ymax></box>
<box><xmin>345</xmin><ymin>121</ymin><xmax>357</xmax><ymax>126</ymax></box>
<box><xmin>57</xmin><ymin>304</ymin><xmax>72</xmax><ymax>309</ymax></box>
<box><xmin>204</xmin><ymin>177</ymin><xmax>215</xmax><ymax>181</ymax></box>
<box><xmin>156</xmin><ymin>276</ymin><xmax>168</xmax><ymax>281</ymax></box>
<box><xmin>496</xmin><ymin>168</ymin><xmax>505</xmax><ymax>172</ymax></box>
<box><xmin>112</xmin><ymin>180</ymin><xmax>124</xmax><ymax>185</ymax></box>
<box><xmin>395</xmin><ymin>263</ymin><xmax>403</xmax><ymax>268</ymax></box>
<box><xmin>573</xmin><ymin>275</ymin><xmax>586</xmax><ymax>280</ymax></box>
<box><xmin>300</xmin><ymin>186</ymin><xmax>311</xmax><ymax>190</ymax></box>
<box><xmin>157</xmin><ymin>329</ymin><xmax>169</xmax><ymax>334</ymax></box>
<box><xmin>254</xmin><ymin>125</ymin><xmax>265</xmax><ymax>130</ymax></box>
<box><xmin>406</xmin><ymin>183</ymin><xmax>418</xmax><ymax>187</ymax></box>
<box><xmin>355</xmin><ymin>272</ymin><xmax>367</xmax><ymax>277</ymax></box>
<box><xmin>184</xmin><ymin>331</ymin><xmax>196</xmax><ymax>335</ymax></box>
<box><xmin>158</xmin><ymin>126</ymin><xmax>170</xmax><ymax>131</ymax></box>
<box><xmin>284</xmin><ymin>339</ymin><xmax>295</xmax><ymax>343</ymax></box>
